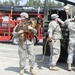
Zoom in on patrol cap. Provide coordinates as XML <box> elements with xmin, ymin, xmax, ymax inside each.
<box><xmin>51</xmin><ymin>14</ymin><xmax>59</xmax><ymax>19</ymax></box>
<box><xmin>20</xmin><ymin>12</ymin><xmax>29</xmax><ymax>18</ymax></box>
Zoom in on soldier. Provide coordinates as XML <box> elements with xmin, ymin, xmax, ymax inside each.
<box><xmin>47</xmin><ymin>14</ymin><xmax>64</xmax><ymax>71</ymax></box>
<box><xmin>65</xmin><ymin>17</ymin><xmax>75</xmax><ymax>71</ymax></box>
<box><xmin>13</xmin><ymin>12</ymin><xmax>37</xmax><ymax>75</ymax></box>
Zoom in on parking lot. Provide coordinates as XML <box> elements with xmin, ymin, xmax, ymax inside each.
<box><xmin>0</xmin><ymin>40</ymin><xmax>75</xmax><ymax>75</ymax></box>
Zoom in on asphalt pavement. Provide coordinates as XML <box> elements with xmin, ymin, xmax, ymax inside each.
<box><xmin>0</xmin><ymin>40</ymin><xmax>75</xmax><ymax>75</ymax></box>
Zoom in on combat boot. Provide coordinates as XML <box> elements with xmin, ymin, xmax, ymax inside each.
<box><xmin>30</xmin><ymin>67</ymin><xmax>36</xmax><ymax>75</ymax></box>
<box><xmin>68</xmin><ymin>63</ymin><xmax>72</xmax><ymax>71</ymax></box>
<box><xmin>49</xmin><ymin>66</ymin><xmax>59</xmax><ymax>71</ymax></box>
<box><xmin>20</xmin><ymin>68</ymin><xmax>24</xmax><ymax>75</ymax></box>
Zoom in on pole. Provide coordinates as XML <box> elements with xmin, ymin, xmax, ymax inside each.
<box><xmin>43</xmin><ymin>0</ymin><xmax>48</xmax><ymax>26</ymax></box>
<box><xmin>11</xmin><ymin>6</ymin><xmax>13</xmax><ymax>17</ymax></box>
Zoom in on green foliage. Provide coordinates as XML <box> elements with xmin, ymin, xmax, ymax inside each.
<box><xmin>45</xmin><ymin>0</ymin><xmax>63</xmax><ymax>7</ymax></box>
<box><xmin>25</xmin><ymin>0</ymin><xmax>43</xmax><ymax>7</ymax></box>
<box><xmin>25</xmin><ymin>0</ymin><xmax>63</xmax><ymax>7</ymax></box>
<box><xmin>0</xmin><ymin>0</ymin><xmax>63</xmax><ymax>7</ymax></box>
<box><xmin>56</xmin><ymin>2</ymin><xmax>63</xmax><ymax>7</ymax></box>
<box><xmin>9</xmin><ymin>0</ymin><xmax>14</xmax><ymax>6</ymax></box>
<box><xmin>0</xmin><ymin>1</ymin><xmax>9</xmax><ymax>5</ymax></box>
<box><xmin>0</xmin><ymin>0</ymin><xmax>21</xmax><ymax>6</ymax></box>
<box><xmin>14</xmin><ymin>0</ymin><xmax>20</xmax><ymax>6</ymax></box>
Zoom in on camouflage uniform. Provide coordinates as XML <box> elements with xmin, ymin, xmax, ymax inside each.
<box><xmin>13</xmin><ymin>12</ymin><xmax>37</xmax><ymax>75</ymax></box>
<box><xmin>65</xmin><ymin>18</ymin><xmax>75</xmax><ymax>70</ymax></box>
<box><xmin>48</xmin><ymin>14</ymin><xmax>64</xmax><ymax>70</ymax></box>
<box><xmin>13</xmin><ymin>22</ymin><xmax>37</xmax><ymax>67</ymax></box>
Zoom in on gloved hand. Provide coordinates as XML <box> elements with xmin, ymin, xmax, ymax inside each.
<box><xmin>47</xmin><ymin>37</ymin><xmax>52</xmax><ymax>41</ymax></box>
<box><xmin>28</xmin><ymin>26</ymin><xmax>33</xmax><ymax>30</ymax></box>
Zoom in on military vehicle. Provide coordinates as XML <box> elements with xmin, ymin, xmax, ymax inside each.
<box><xmin>43</xmin><ymin>0</ymin><xmax>75</xmax><ymax>62</ymax></box>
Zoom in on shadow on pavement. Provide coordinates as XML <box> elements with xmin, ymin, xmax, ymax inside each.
<box><xmin>57</xmin><ymin>62</ymin><xmax>75</xmax><ymax>71</ymax></box>
<box><xmin>35</xmin><ymin>54</ymin><xmax>75</xmax><ymax>71</ymax></box>
<box><xmin>57</xmin><ymin>62</ymin><xmax>68</xmax><ymax>71</ymax></box>
<box><xmin>72</xmin><ymin>64</ymin><xmax>75</xmax><ymax>72</ymax></box>
<box><xmin>35</xmin><ymin>55</ymin><xmax>49</xmax><ymax>69</ymax></box>
<box><xmin>4</xmin><ymin>67</ymin><xmax>31</xmax><ymax>74</ymax></box>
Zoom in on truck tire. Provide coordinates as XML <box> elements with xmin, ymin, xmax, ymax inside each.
<box><xmin>12</xmin><ymin>36</ymin><xmax>19</xmax><ymax>45</ymax></box>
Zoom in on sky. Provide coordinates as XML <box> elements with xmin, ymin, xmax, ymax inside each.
<box><xmin>0</xmin><ymin>0</ymin><xmax>75</xmax><ymax>5</ymax></box>
<box><xmin>68</xmin><ymin>0</ymin><xmax>75</xmax><ymax>2</ymax></box>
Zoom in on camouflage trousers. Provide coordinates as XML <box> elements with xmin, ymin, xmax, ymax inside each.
<box><xmin>67</xmin><ymin>39</ymin><xmax>75</xmax><ymax>64</ymax></box>
<box><xmin>49</xmin><ymin>39</ymin><xmax>60</xmax><ymax>66</ymax></box>
<box><xmin>18</xmin><ymin>43</ymin><xmax>35</xmax><ymax>68</ymax></box>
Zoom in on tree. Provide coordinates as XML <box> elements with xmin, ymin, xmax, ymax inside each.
<box><xmin>0</xmin><ymin>0</ymin><xmax>63</xmax><ymax>7</ymax></box>
<box><xmin>2</xmin><ymin>1</ymin><xmax>9</xmax><ymax>6</ymax></box>
<box><xmin>0</xmin><ymin>0</ymin><xmax>22</xmax><ymax>6</ymax></box>
<box><xmin>14</xmin><ymin>0</ymin><xmax>21</xmax><ymax>6</ymax></box>
<box><xmin>48</xmin><ymin>1</ymin><xmax>55</xmax><ymax>6</ymax></box>
<box><xmin>43</xmin><ymin>0</ymin><xmax>63</xmax><ymax>7</ymax></box>
<box><xmin>56</xmin><ymin>2</ymin><xmax>63</xmax><ymax>7</ymax></box>
<box><xmin>0</xmin><ymin>0</ymin><xmax>14</xmax><ymax>6</ymax></box>
<box><xmin>25</xmin><ymin>0</ymin><xmax>43</xmax><ymax>7</ymax></box>
<box><xmin>0</xmin><ymin>1</ymin><xmax>2</xmax><ymax>5</ymax></box>
<box><xmin>9</xmin><ymin>0</ymin><xmax>14</xmax><ymax>6</ymax></box>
